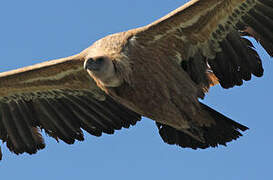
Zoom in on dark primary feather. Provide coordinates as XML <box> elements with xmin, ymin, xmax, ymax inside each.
<box><xmin>243</xmin><ymin>15</ymin><xmax>273</xmax><ymax>42</ymax></box>
<box><xmin>16</xmin><ymin>100</ymin><xmax>45</xmax><ymax>151</ymax></box>
<box><xmin>0</xmin><ymin>111</ymin><xmax>7</xmax><ymax>142</ymax></box>
<box><xmin>181</xmin><ymin>53</ymin><xmax>211</xmax><ymax>93</ymax></box>
<box><xmin>78</xmin><ymin>96</ymin><xmax>124</xmax><ymax>130</ymax></box>
<box><xmin>58</xmin><ymin>97</ymin><xmax>103</xmax><ymax>137</ymax></box>
<box><xmin>249</xmin><ymin>10</ymin><xmax>273</xmax><ymax>33</ymax></box>
<box><xmin>185</xmin><ymin>0</ymin><xmax>272</xmax><ymax>90</ymax></box>
<box><xmin>239</xmin><ymin>1</ymin><xmax>273</xmax><ymax>57</ymax></box>
<box><xmin>259</xmin><ymin>0</ymin><xmax>273</xmax><ymax>10</ymax></box>
<box><xmin>220</xmin><ymin>38</ymin><xmax>243</xmax><ymax>85</ymax></box>
<box><xmin>9</xmin><ymin>101</ymin><xmax>38</xmax><ymax>154</ymax></box>
<box><xmin>207</xmin><ymin>31</ymin><xmax>264</xmax><ymax>88</ymax></box>
<box><xmin>76</xmin><ymin>96</ymin><xmax>122</xmax><ymax>130</ymax></box>
<box><xmin>0</xmin><ymin>90</ymin><xmax>141</xmax><ymax>158</ymax></box>
<box><xmin>47</xmin><ymin>98</ymin><xmax>84</xmax><ymax>141</ymax></box>
<box><xmin>255</xmin><ymin>2</ymin><xmax>273</xmax><ymax>19</ymax></box>
<box><xmin>226</xmin><ymin>33</ymin><xmax>252</xmax><ymax>80</ymax></box>
<box><xmin>156</xmin><ymin>103</ymin><xmax>248</xmax><ymax>149</ymax></box>
<box><xmin>1</xmin><ymin>102</ymin><xmax>26</xmax><ymax>154</ymax></box>
<box><xmin>35</xmin><ymin>99</ymin><xmax>76</xmax><ymax>144</ymax></box>
<box><xmin>62</xmin><ymin>94</ymin><xmax>115</xmax><ymax>134</ymax></box>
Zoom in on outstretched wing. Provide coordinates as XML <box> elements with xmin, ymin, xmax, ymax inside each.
<box><xmin>135</xmin><ymin>0</ymin><xmax>272</xmax><ymax>91</ymax></box>
<box><xmin>0</xmin><ymin>54</ymin><xmax>140</xmax><ymax>159</ymax></box>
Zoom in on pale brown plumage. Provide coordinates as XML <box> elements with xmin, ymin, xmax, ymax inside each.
<box><xmin>0</xmin><ymin>0</ymin><xmax>272</xmax><ymax>160</ymax></box>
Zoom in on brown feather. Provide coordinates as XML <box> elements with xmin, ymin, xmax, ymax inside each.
<box><xmin>0</xmin><ymin>102</ymin><xmax>25</xmax><ymax>154</ymax></box>
<box><xmin>255</xmin><ymin>2</ymin><xmax>273</xmax><ymax>19</ymax></box>
<box><xmin>260</xmin><ymin>0</ymin><xmax>273</xmax><ymax>8</ymax></box>
<box><xmin>8</xmin><ymin>101</ymin><xmax>37</xmax><ymax>154</ymax></box>
<box><xmin>46</xmin><ymin>98</ymin><xmax>84</xmax><ymax>141</ymax></box>
<box><xmin>74</xmin><ymin>96</ymin><xmax>121</xmax><ymax>130</ymax></box>
<box><xmin>37</xmin><ymin>99</ymin><xmax>77</xmax><ymax>144</ymax></box>
<box><xmin>249</xmin><ymin>9</ymin><xmax>273</xmax><ymax>32</ymax></box>
<box><xmin>104</xmin><ymin>96</ymin><xmax>141</xmax><ymax>127</ymax></box>
<box><xmin>30</xmin><ymin>127</ymin><xmax>45</xmax><ymax>150</ymax></box>
<box><xmin>221</xmin><ymin>37</ymin><xmax>245</xmax><ymax>86</ymax></box>
<box><xmin>242</xmin><ymin>14</ymin><xmax>273</xmax><ymax>42</ymax></box>
<box><xmin>208</xmin><ymin>51</ymin><xmax>234</xmax><ymax>89</ymax></box>
<box><xmin>16</xmin><ymin>100</ymin><xmax>45</xmax><ymax>150</ymax></box>
<box><xmin>58</xmin><ymin>97</ymin><xmax>103</xmax><ymax>137</ymax></box>
<box><xmin>77</xmin><ymin>96</ymin><xmax>123</xmax><ymax>130</ymax></box>
<box><xmin>0</xmin><ymin>112</ymin><xmax>7</xmax><ymax>142</ymax></box>
<box><xmin>182</xmin><ymin>53</ymin><xmax>211</xmax><ymax>93</ymax></box>
<box><xmin>32</xmin><ymin>100</ymin><xmax>64</xmax><ymax>143</ymax></box>
<box><xmin>62</xmin><ymin>94</ymin><xmax>115</xmax><ymax>134</ymax></box>
<box><xmin>156</xmin><ymin>103</ymin><xmax>248</xmax><ymax>149</ymax></box>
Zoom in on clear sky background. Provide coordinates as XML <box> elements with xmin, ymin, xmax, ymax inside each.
<box><xmin>0</xmin><ymin>0</ymin><xmax>272</xmax><ymax>179</ymax></box>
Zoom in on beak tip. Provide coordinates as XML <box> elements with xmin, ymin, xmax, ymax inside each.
<box><xmin>83</xmin><ymin>60</ymin><xmax>88</xmax><ymax>70</ymax></box>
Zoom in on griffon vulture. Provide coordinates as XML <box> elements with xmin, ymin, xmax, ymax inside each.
<box><xmin>0</xmin><ymin>0</ymin><xmax>272</xmax><ymax>160</ymax></box>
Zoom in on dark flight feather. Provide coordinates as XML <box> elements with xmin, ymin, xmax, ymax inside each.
<box><xmin>74</xmin><ymin>96</ymin><xmax>122</xmax><ymax>130</ymax></box>
<box><xmin>255</xmin><ymin>2</ymin><xmax>273</xmax><ymax>19</ymax></box>
<box><xmin>58</xmin><ymin>97</ymin><xmax>103</xmax><ymax>137</ymax></box>
<box><xmin>0</xmin><ymin>111</ymin><xmax>7</xmax><ymax>142</ymax></box>
<box><xmin>78</xmin><ymin>96</ymin><xmax>123</xmax><ymax>130</ymax></box>
<box><xmin>103</xmin><ymin>96</ymin><xmax>141</xmax><ymax>127</ymax></box>
<box><xmin>0</xmin><ymin>103</ymin><xmax>25</xmax><ymax>154</ymax></box>
<box><xmin>156</xmin><ymin>103</ymin><xmax>248</xmax><ymax>149</ymax></box>
<box><xmin>249</xmin><ymin>9</ymin><xmax>273</xmax><ymax>33</ymax></box>
<box><xmin>260</xmin><ymin>0</ymin><xmax>273</xmax><ymax>8</ymax></box>
<box><xmin>63</xmin><ymin>94</ymin><xmax>115</xmax><ymax>134</ymax></box>
<box><xmin>16</xmin><ymin>100</ymin><xmax>45</xmax><ymax>150</ymax></box>
<box><xmin>47</xmin><ymin>98</ymin><xmax>84</xmax><ymax>141</ymax></box>
<box><xmin>222</xmin><ymin>37</ymin><xmax>244</xmax><ymax>86</ymax></box>
<box><xmin>33</xmin><ymin>99</ymin><xmax>75</xmax><ymax>144</ymax></box>
<box><xmin>8</xmin><ymin>101</ymin><xmax>37</xmax><ymax>154</ymax></box>
<box><xmin>0</xmin><ymin>89</ymin><xmax>141</xmax><ymax>158</ymax></box>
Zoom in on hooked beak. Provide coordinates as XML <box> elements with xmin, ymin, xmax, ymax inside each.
<box><xmin>83</xmin><ymin>59</ymin><xmax>89</xmax><ymax>70</ymax></box>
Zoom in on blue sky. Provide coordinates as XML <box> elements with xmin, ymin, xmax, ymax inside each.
<box><xmin>0</xmin><ymin>0</ymin><xmax>272</xmax><ymax>179</ymax></box>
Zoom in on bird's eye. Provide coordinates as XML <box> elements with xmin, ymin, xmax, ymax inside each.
<box><xmin>96</xmin><ymin>57</ymin><xmax>104</xmax><ymax>63</ymax></box>
<box><xmin>88</xmin><ymin>58</ymin><xmax>94</xmax><ymax>62</ymax></box>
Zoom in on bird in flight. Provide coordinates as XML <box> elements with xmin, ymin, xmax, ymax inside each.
<box><xmin>0</xmin><ymin>0</ymin><xmax>272</xmax><ymax>160</ymax></box>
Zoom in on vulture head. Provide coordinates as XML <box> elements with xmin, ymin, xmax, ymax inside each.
<box><xmin>84</xmin><ymin>56</ymin><xmax>123</xmax><ymax>87</ymax></box>
<box><xmin>83</xmin><ymin>33</ymin><xmax>134</xmax><ymax>89</ymax></box>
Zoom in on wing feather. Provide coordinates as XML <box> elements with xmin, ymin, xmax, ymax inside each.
<box><xmin>58</xmin><ymin>97</ymin><xmax>103</xmax><ymax>137</ymax></box>
<box><xmin>1</xmin><ymin>102</ymin><xmax>26</xmax><ymax>154</ymax></box>
<box><xmin>135</xmin><ymin>0</ymin><xmax>272</xmax><ymax>91</ymax></box>
<box><xmin>47</xmin><ymin>98</ymin><xmax>84</xmax><ymax>141</ymax></box>
<box><xmin>0</xmin><ymin>54</ymin><xmax>141</xmax><ymax>159</ymax></box>
<box><xmin>9</xmin><ymin>101</ymin><xmax>38</xmax><ymax>153</ymax></box>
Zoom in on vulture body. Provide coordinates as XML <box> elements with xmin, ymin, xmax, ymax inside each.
<box><xmin>0</xmin><ymin>0</ymin><xmax>272</xmax><ymax>160</ymax></box>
